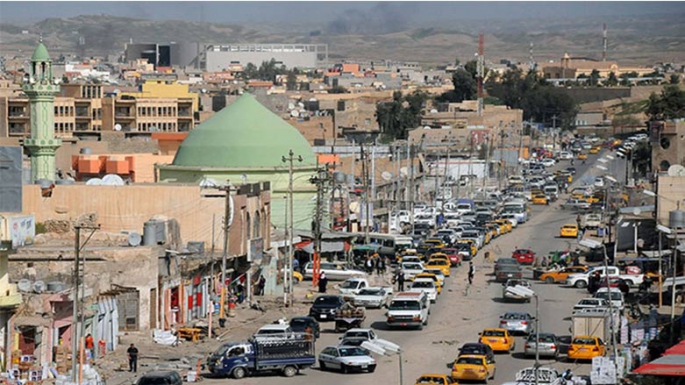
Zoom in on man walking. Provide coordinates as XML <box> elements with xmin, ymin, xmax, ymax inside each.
<box><xmin>468</xmin><ymin>262</ymin><xmax>475</xmax><ymax>285</ymax></box>
<box><xmin>127</xmin><ymin>343</ymin><xmax>138</xmax><ymax>373</ymax></box>
<box><xmin>397</xmin><ymin>271</ymin><xmax>405</xmax><ymax>292</ymax></box>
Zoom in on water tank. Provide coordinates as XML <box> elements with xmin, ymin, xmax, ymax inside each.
<box><xmin>143</xmin><ymin>220</ymin><xmax>158</xmax><ymax>246</ymax></box>
<box><xmin>669</xmin><ymin>210</ymin><xmax>685</xmax><ymax>228</ymax></box>
<box><xmin>154</xmin><ymin>220</ymin><xmax>166</xmax><ymax>244</ymax></box>
<box><xmin>80</xmin><ymin>147</ymin><xmax>92</xmax><ymax>155</ymax></box>
<box><xmin>47</xmin><ymin>281</ymin><xmax>65</xmax><ymax>292</ymax></box>
<box><xmin>17</xmin><ymin>279</ymin><xmax>31</xmax><ymax>292</ymax></box>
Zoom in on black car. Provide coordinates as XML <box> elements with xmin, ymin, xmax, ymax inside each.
<box><xmin>458</xmin><ymin>343</ymin><xmax>495</xmax><ymax>362</ymax></box>
<box><xmin>289</xmin><ymin>316</ymin><xmax>321</xmax><ymax>339</ymax></box>
<box><xmin>309</xmin><ymin>295</ymin><xmax>345</xmax><ymax>322</ymax></box>
<box><xmin>136</xmin><ymin>371</ymin><xmax>183</xmax><ymax>385</ymax></box>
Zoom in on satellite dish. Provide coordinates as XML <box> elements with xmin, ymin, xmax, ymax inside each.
<box><xmin>199</xmin><ymin>178</ymin><xmax>219</xmax><ymax>188</ymax></box>
<box><xmin>85</xmin><ymin>178</ymin><xmax>102</xmax><ymax>186</ymax></box>
<box><xmin>114</xmin><ymin>124</ymin><xmax>122</xmax><ymax>131</ymax></box>
<box><xmin>101</xmin><ymin>174</ymin><xmax>125</xmax><ymax>186</ymax></box>
<box><xmin>381</xmin><ymin>171</ymin><xmax>393</xmax><ymax>181</ymax></box>
<box><xmin>423</xmin><ymin>126</ymin><xmax>431</xmax><ymax>130</ymax></box>
<box><xmin>288</xmin><ymin>103</ymin><xmax>295</xmax><ymax>110</ymax></box>
<box><xmin>17</xmin><ymin>279</ymin><xmax>31</xmax><ymax>292</ymax></box>
<box><xmin>128</xmin><ymin>232</ymin><xmax>142</xmax><ymax>247</ymax></box>
<box><xmin>290</xmin><ymin>110</ymin><xmax>299</xmax><ymax>117</ymax></box>
<box><xmin>668</xmin><ymin>165</ymin><xmax>685</xmax><ymax>177</ymax></box>
<box><xmin>33</xmin><ymin>281</ymin><xmax>45</xmax><ymax>293</ymax></box>
<box><xmin>633</xmin><ymin>208</ymin><xmax>641</xmax><ymax>216</ymax></box>
<box><xmin>430</xmin><ymin>109</ymin><xmax>438</xmax><ymax>114</ymax></box>
<box><xmin>350</xmin><ymin>201</ymin><xmax>360</xmax><ymax>214</ymax></box>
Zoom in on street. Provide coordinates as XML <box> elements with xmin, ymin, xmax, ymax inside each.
<box><xmin>196</xmin><ymin>154</ymin><xmax>608</xmax><ymax>384</ymax></box>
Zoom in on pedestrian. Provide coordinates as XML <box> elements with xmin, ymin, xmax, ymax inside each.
<box><xmin>397</xmin><ymin>271</ymin><xmax>405</xmax><ymax>292</ymax></box>
<box><xmin>236</xmin><ymin>283</ymin><xmax>245</xmax><ymax>304</ymax></box>
<box><xmin>256</xmin><ymin>275</ymin><xmax>266</xmax><ymax>296</ymax></box>
<box><xmin>85</xmin><ymin>333</ymin><xmax>95</xmax><ymax>361</ymax></box>
<box><xmin>468</xmin><ymin>262</ymin><xmax>475</xmax><ymax>285</ymax></box>
<box><xmin>318</xmin><ymin>272</ymin><xmax>328</xmax><ymax>293</ymax></box>
<box><xmin>365</xmin><ymin>257</ymin><xmax>373</xmax><ymax>275</ymax></box>
<box><xmin>293</xmin><ymin>258</ymin><xmax>300</xmax><ymax>274</ymax></box>
<box><xmin>378</xmin><ymin>257</ymin><xmax>386</xmax><ymax>275</ymax></box>
<box><xmin>127</xmin><ymin>343</ymin><xmax>138</xmax><ymax>373</ymax></box>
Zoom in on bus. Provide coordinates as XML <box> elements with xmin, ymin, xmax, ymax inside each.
<box><xmin>354</xmin><ymin>233</ymin><xmax>413</xmax><ymax>258</ymax></box>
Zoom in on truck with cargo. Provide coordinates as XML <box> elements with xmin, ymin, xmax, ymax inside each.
<box><xmin>570</xmin><ymin>308</ymin><xmax>619</xmax><ymax>342</ymax></box>
<box><xmin>206</xmin><ymin>338</ymin><xmax>315</xmax><ymax>379</ymax></box>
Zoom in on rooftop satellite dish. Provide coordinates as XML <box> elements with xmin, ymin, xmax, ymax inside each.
<box><xmin>101</xmin><ymin>174</ymin><xmax>125</xmax><ymax>186</ymax></box>
<box><xmin>668</xmin><ymin>165</ymin><xmax>685</xmax><ymax>177</ymax></box>
<box><xmin>290</xmin><ymin>110</ymin><xmax>299</xmax><ymax>117</ymax></box>
<box><xmin>17</xmin><ymin>279</ymin><xmax>31</xmax><ymax>292</ymax></box>
<box><xmin>128</xmin><ymin>232</ymin><xmax>142</xmax><ymax>247</ymax></box>
<box><xmin>33</xmin><ymin>280</ymin><xmax>45</xmax><ymax>293</ymax></box>
<box><xmin>423</xmin><ymin>126</ymin><xmax>431</xmax><ymax>130</ymax></box>
<box><xmin>85</xmin><ymin>178</ymin><xmax>102</xmax><ymax>186</ymax></box>
<box><xmin>199</xmin><ymin>177</ymin><xmax>219</xmax><ymax>188</ymax></box>
<box><xmin>633</xmin><ymin>207</ymin><xmax>641</xmax><ymax>216</ymax></box>
<box><xmin>114</xmin><ymin>124</ymin><xmax>122</xmax><ymax>131</ymax></box>
<box><xmin>350</xmin><ymin>201</ymin><xmax>360</xmax><ymax>214</ymax></box>
<box><xmin>430</xmin><ymin>109</ymin><xmax>438</xmax><ymax>114</ymax></box>
<box><xmin>381</xmin><ymin>171</ymin><xmax>393</xmax><ymax>181</ymax></box>
<box><xmin>288</xmin><ymin>103</ymin><xmax>295</xmax><ymax>110</ymax></box>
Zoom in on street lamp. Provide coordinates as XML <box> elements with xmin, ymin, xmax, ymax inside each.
<box><xmin>361</xmin><ymin>340</ymin><xmax>403</xmax><ymax>385</ymax></box>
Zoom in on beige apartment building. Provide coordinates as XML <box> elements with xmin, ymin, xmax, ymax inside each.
<box><xmin>101</xmin><ymin>96</ymin><xmax>194</xmax><ymax>133</ymax></box>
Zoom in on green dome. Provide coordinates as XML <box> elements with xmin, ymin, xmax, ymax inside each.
<box><xmin>172</xmin><ymin>93</ymin><xmax>317</xmax><ymax>168</ymax></box>
<box><xmin>31</xmin><ymin>43</ymin><xmax>51</xmax><ymax>62</ymax></box>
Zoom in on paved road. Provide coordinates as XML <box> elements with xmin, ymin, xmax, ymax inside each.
<box><xmin>204</xmin><ymin>154</ymin><xmax>606</xmax><ymax>385</ymax></box>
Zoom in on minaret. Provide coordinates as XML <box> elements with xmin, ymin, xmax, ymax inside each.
<box><xmin>22</xmin><ymin>41</ymin><xmax>61</xmax><ymax>182</ymax></box>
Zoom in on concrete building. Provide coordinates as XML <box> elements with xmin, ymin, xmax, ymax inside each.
<box><xmin>542</xmin><ymin>52</ymin><xmax>654</xmax><ymax>79</ymax></box>
<box><xmin>650</xmin><ymin>120</ymin><xmax>685</xmax><ymax>172</ymax></box>
<box><xmin>157</xmin><ymin>93</ymin><xmax>318</xmax><ymax>229</ymax></box>
<box><xmin>203</xmin><ymin>44</ymin><xmax>328</xmax><ymax>71</ymax></box>
<box><xmin>0</xmin><ymin>240</ymin><xmax>22</xmax><ymax>369</ymax></box>
<box><xmin>124</xmin><ymin>42</ymin><xmax>202</xmax><ymax>69</ymax></box>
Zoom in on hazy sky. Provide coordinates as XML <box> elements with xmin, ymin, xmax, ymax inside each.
<box><xmin>0</xmin><ymin>1</ymin><xmax>681</xmax><ymax>25</ymax></box>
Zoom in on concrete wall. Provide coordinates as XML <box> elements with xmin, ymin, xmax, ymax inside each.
<box><xmin>206</xmin><ymin>51</ymin><xmax>319</xmax><ymax>72</ymax></box>
<box><xmin>656</xmin><ymin>175</ymin><xmax>685</xmax><ymax>226</ymax></box>
<box><xmin>21</xmin><ymin>184</ymin><xmax>271</xmax><ymax>255</ymax></box>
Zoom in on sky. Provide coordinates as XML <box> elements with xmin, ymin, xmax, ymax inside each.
<box><xmin>0</xmin><ymin>1</ymin><xmax>681</xmax><ymax>25</ymax></box>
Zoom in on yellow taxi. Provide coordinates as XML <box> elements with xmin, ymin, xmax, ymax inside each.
<box><xmin>560</xmin><ymin>172</ymin><xmax>573</xmax><ymax>183</ymax></box>
<box><xmin>539</xmin><ymin>266</ymin><xmax>588</xmax><ymax>284</ymax></box>
<box><xmin>479</xmin><ymin>328</ymin><xmax>515</xmax><ymax>353</ymax></box>
<box><xmin>458</xmin><ymin>240</ymin><xmax>478</xmax><ymax>257</ymax></box>
<box><xmin>293</xmin><ymin>271</ymin><xmax>304</xmax><ymax>283</ymax></box>
<box><xmin>424</xmin><ymin>239</ymin><xmax>445</xmax><ymax>248</ymax></box>
<box><xmin>585</xmin><ymin>195</ymin><xmax>600</xmax><ymax>204</ymax></box>
<box><xmin>567</xmin><ymin>335</ymin><xmax>606</xmax><ymax>361</ymax></box>
<box><xmin>411</xmin><ymin>273</ymin><xmax>443</xmax><ymax>294</ymax></box>
<box><xmin>494</xmin><ymin>220</ymin><xmax>511</xmax><ymax>234</ymax></box>
<box><xmin>578</xmin><ymin>153</ymin><xmax>588</xmax><ymax>160</ymax></box>
<box><xmin>427</xmin><ymin>253</ymin><xmax>450</xmax><ymax>265</ymax></box>
<box><xmin>451</xmin><ymin>354</ymin><xmax>496</xmax><ymax>383</ymax></box>
<box><xmin>589</xmin><ymin>146</ymin><xmax>601</xmax><ymax>154</ymax></box>
<box><xmin>560</xmin><ymin>224</ymin><xmax>579</xmax><ymax>238</ymax></box>
<box><xmin>415</xmin><ymin>374</ymin><xmax>457</xmax><ymax>385</ymax></box>
<box><xmin>425</xmin><ymin>258</ymin><xmax>451</xmax><ymax>277</ymax></box>
<box><xmin>486</xmin><ymin>223</ymin><xmax>500</xmax><ymax>238</ymax></box>
<box><xmin>571</xmin><ymin>191</ymin><xmax>585</xmax><ymax>200</ymax></box>
<box><xmin>532</xmin><ymin>194</ymin><xmax>548</xmax><ymax>205</ymax></box>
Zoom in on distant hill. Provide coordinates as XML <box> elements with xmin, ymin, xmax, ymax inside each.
<box><xmin>1</xmin><ymin>13</ymin><xmax>683</xmax><ymax>67</ymax></box>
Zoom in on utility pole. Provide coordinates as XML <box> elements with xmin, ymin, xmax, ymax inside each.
<box><xmin>408</xmin><ymin>141</ymin><xmax>415</xmax><ymax>234</ymax></box>
<box><xmin>218</xmin><ymin>182</ymin><xmax>233</xmax><ymax>307</ymax></box>
<box><xmin>482</xmin><ymin>135</ymin><xmax>490</xmax><ymax>192</ymax></box>
<box><xmin>310</xmin><ymin>168</ymin><xmax>330</xmax><ymax>288</ymax></box>
<box><xmin>442</xmin><ymin>149</ymin><xmax>450</xmax><ymax>216</ymax></box>
<box><xmin>72</xmin><ymin>224</ymin><xmax>99</xmax><ymax>383</ymax></box>
<box><xmin>282</xmin><ymin>150</ymin><xmax>302</xmax><ymax>305</ymax></box>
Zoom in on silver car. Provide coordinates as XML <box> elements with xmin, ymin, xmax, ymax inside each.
<box><xmin>318</xmin><ymin>345</ymin><xmax>376</xmax><ymax>373</ymax></box>
<box><xmin>498</xmin><ymin>311</ymin><xmax>534</xmax><ymax>335</ymax></box>
<box><xmin>524</xmin><ymin>333</ymin><xmax>560</xmax><ymax>359</ymax></box>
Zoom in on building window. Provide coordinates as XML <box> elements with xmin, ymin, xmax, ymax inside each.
<box><xmin>659</xmin><ymin>160</ymin><xmax>670</xmax><ymax>171</ymax></box>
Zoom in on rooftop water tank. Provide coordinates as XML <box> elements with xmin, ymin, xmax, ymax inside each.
<box><xmin>669</xmin><ymin>210</ymin><xmax>685</xmax><ymax>228</ymax></box>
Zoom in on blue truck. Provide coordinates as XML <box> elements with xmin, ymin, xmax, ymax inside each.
<box><xmin>206</xmin><ymin>338</ymin><xmax>315</xmax><ymax>379</ymax></box>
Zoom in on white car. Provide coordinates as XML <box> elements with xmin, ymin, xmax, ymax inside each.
<box><xmin>594</xmin><ymin>177</ymin><xmax>605</xmax><ymax>188</ymax></box>
<box><xmin>318</xmin><ymin>345</ymin><xmax>376</xmax><ymax>373</ymax></box>
<box><xmin>423</xmin><ymin>268</ymin><xmax>446</xmax><ymax>287</ymax></box>
<box><xmin>253</xmin><ymin>324</ymin><xmax>297</xmax><ymax>341</ymax></box>
<box><xmin>541</xmin><ymin>158</ymin><xmax>556</xmax><ymax>167</ymax></box>
<box><xmin>339</xmin><ymin>278</ymin><xmax>368</xmax><ymax>295</ymax></box>
<box><xmin>558</xmin><ymin>151</ymin><xmax>573</xmax><ymax>160</ymax></box>
<box><xmin>408</xmin><ymin>278</ymin><xmax>438</xmax><ymax>303</ymax></box>
<box><xmin>303</xmin><ymin>262</ymin><xmax>367</xmax><ymax>281</ymax></box>
<box><xmin>353</xmin><ymin>287</ymin><xmax>393</xmax><ymax>308</ymax></box>
<box><xmin>573</xmin><ymin>298</ymin><xmax>608</xmax><ymax>314</ymax></box>
<box><xmin>401</xmin><ymin>262</ymin><xmax>425</xmax><ymax>280</ymax></box>
<box><xmin>594</xmin><ymin>288</ymin><xmax>625</xmax><ymax>310</ymax></box>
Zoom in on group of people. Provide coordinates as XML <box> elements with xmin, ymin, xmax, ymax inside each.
<box><xmin>364</xmin><ymin>253</ymin><xmax>387</xmax><ymax>276</ymax></box>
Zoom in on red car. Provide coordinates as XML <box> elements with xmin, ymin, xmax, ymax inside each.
<box><xmin>442</xmin><ymin>248</ymin><xmax>462</xmax><ymax>267</ymax></box>
<box><xmin>512</xmin><ymin>249</ymin><xmax>536</xmax><ymax>265</ymax></box>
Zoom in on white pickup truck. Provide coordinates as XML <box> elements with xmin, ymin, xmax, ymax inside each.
<box><xmin>581</xmin><ymin>213</ymin><xmax>602</xmax><ymax>230</ymax></box>
<box><xmin>566</xmin><ymin>266</ymin><xmax>644</xmax><ymax>288</ymax></box>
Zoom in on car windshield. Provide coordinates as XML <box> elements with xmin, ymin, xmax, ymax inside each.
<box><xmin>315</xmin><ymin>296</ymin><xmax>340</xmax><ymax>305</ymax></box>
<box><xmin>340</xmin><ymin>281</ymin><xmax>359</xmax><ymax>289</ymax></box>
<box><xmin>595</xmin><ymin>292</ymin><xmax>622</xmax><ymax>301</ymax></box>
<box><xmin>358</xmin><ymin>289</ymin><xmax>382</xmax><ymax>296</ymax></box>
<box><xmin>389</xmin><ymin>300</ymin><xmax>420</xmax><ymax>311</ymax></box>
<box><xmin>425</xmin><ymin>270</ymin><xmax>442</xmax><ymax>277</ymax></box>
<box><xmin>289</xmin><ymin>319</ymin><xmax>309</xmax><ymax>328</ymax></box>
<box><xmin>403</xmin><ymin>263</ymin><xmax>422</xmax><ymax>270</ymax></box>
<box><xmin>528</xmin><ymin>334</ymin><xmax>556</xmax><ymax>343</ymax></box>
<box><xmin>497</xmin><ymin>259</ymin><xmax>518</xmax><ymax>265</ymax></box>
<box><xmin>461</xmin><ymin>345</ymin><xmax>485</xmax><ymax>354</ymax></box>
<box><xmin>457</xmin><ymin>357</ymin><xmax>484</xmax><ymax>365</ymax></box>
<box><xmin>503</xmin><ymin>313</ymin><xmax>528</xmax><ymax>320</ymax></box>
<box><xmin>344</xmin><ymin>331</ymin><xmax>368</xmax><ymax>338</ymax></box>
<box><xmin>339</xmin><ymin>347</ymin><xmax>369</xmax><ymax>357</ymax></box>
<box><xmin>573</xmin><ymin>338</ymin><xmax>597</xmax><ymax>345</ymax></box>
<box><xmin>483</xmin><ymin>330</ymin><xmax>505</xmax><ymax>337</ymax></box>
<box><xmin>138</xmin><ymin>378</ymin><xmax>175</xmax><ymax>385</ymax></box>
<box><xmin>412</xmin><ymin>281</ymin><xmax>434</xmax><ymax>288</ymax></box>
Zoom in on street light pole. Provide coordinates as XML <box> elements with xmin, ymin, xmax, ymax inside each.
<box><xmin>282</xmin><ymin>150</ymin><xmax>302</xmax><ymax>305</ymax></box>
<box><xmin>534</xmin><ymin>292</ymin><xmax>539</xmax><ymax>385</ymax></box>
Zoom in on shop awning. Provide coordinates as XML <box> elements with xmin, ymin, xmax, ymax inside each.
<box><xmin>297</xmin><ymin>240</ymin><xmax>346</xmax><ymax>254</ymax></box>
<box><xmin>633</xmin><ymin>354</ymin><xmax>685</xmax><ymax>376</ymax></box>
<box><xmin>13</xmin><ymin>315</ymin><xmax>52</xmax><ymax>327</ymax></box>
<box><xmin>664</xmin><ymin>340</ymin><xmax>685</xmax><ymax>355</ymax></box>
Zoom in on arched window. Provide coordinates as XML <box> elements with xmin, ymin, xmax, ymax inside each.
<box><xmin>253</xmin><ymin>211</ymin><xmax>261</xmax><ymax>238</ymax></box>
<box><xmin>245</xmin><ymin>212</ymin><xmax>251</xmax><ymax>240</ymax></box>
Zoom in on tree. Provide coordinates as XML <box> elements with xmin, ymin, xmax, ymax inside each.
<box><xmin>589</xmin><ymin>70</ymin><xmax>600</xmax><ymax>87</ymax></box>
<box><xmin>670</xmin><ymin>74</ymin><xmax>680</xmax><ymax>84</ymax></box>
<box><xmin>631</xmin><ymin>141</ymin><xmax>652</xmax><ymax>178</ymax></box>
<box><xmin>620</xmin><ymin>73</ymin><xmax>632</xmax><ymax>87</ymax></box>
<box><xmin>375</xmin><ymin>91</ymin><xmax>427</xmax><ymax>140</ymax></box>
<box><xmin>646</xmin><ymin>85</ymin><xmax>685</xmax><ymax>120</ymax></box>
<box><xmin>286</xmin><ymin>71</ymin><xmax>297</xmax><ymax>91</ymax></box>
<box><xmin>243</xmin><ymin>63</ymin><xmax>257</xmax><ymax>79</ymax></box>
<box><xmin>605</xmin><ymin>72</ymin><xmax>619</xmax><ymax>87</ymax></box>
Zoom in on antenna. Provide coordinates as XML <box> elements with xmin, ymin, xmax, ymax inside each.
<box><xmin>602</xmin><ymin>23</ymin><xmax>608</xmax><ymax>62</ymax></box>
<box><xmin>529</xmin><ymin>42</ymin><xmax>536</xmax><ymax>70</ymax></box>
<box><xmin>477</xmin><ymin>32</ymin><xmax>484</xmax><ymax>117</ymax></box>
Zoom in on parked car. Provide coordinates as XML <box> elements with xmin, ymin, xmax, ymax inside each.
<box><xmin>318</xmin><ymin>345</ymin><xmax>376</xmax><ymax>373</ymax></box>
<box><xmin>593</xmin><ymin>287</ymin><xmax>625</xmax><ymax>309</ymax></box>
<box><xmin>512</xmin><ymin>249</ymin><xmax>536</xmax><ymax>265</ymax></box>
<box><xmin>498</xmin><ymin>312</ymin><xmax>534</xmax><ymax>335</ymax></box>
<box><xmin>309</xmin><ymin>295</ymin><xmax>345</xmax><ymax>322</ymax></box>
<box><xmin>561</xmin><ymin>199</ymin><xmax>591</xmax><ymax>211</ymax></box>
<box><xmin>523</xmin><ymin>333</ymin><xmax>560</xmax><ymax>359</ymax></box>
<box><xmin>289</xmin><ymin>316</ymin><xmax>320</xmax><ymax>339</ymax></box>
<box><xmin>253</xmin><ymin>324</ymin><xmax>297</xmax><ymax>341</ymax></box>
<box><xmin>136</xmin><ymin>371</ymin><xmax>182</xmax><ymax>385</ymax></box>
<box><xmin>303</xmin><ymin>262</ymin><xmax>366</xmax><ymax>281</ymax></box>
<box><xmin>539</xmin><ymin>266</ymin><xmax>588</xmax><ymax>284</ymax></box>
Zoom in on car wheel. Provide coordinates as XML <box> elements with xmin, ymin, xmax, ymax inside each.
<box><xmin>545</xmin><ymin>277</ymin><xmax>555</xmax><ymax>284</ymax></box>
<box><xmin>341</xmin><ymin>364</ymin><xmax>349</xmax><ymax>374</ymax></box>
<box><xmin>283</xmin><ymin>365</ymin><xmax>297</xmax><ymax>377</ymax></box>
<box><xmin>319</xmin><ymin>361</ymin><xmax>327</xmax><ymax>371</ymax></box>
<box><xmin>294</xmin><ymin>276</ymin><xmax>301</xmax><ymax>284</ymax></box>
<box><xmin>491</xmin><ymin>369</ymin><xmax>496</xmax><ymax>380</ymax></box>
<box><xmin>232</xmin><ymin>367</ymin><xmax>246</xmax><ymax>379</ymax></box>
<box><xmin>368</xmin><ymin>365</ymin><xmax>376</xmax><ymax>373</ymax></box>
<box><xmin>575</xmin><ymin>280</ymin><xmax>587</xmax><ymax>289</ymax></box>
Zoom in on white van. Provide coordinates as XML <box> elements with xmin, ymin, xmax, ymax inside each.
<box><xmin>386</xmin><ymin>291</ymin><xmax>430</xmax><ymax>330</ymax></box>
